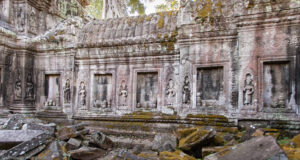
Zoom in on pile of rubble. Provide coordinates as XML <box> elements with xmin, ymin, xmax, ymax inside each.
<box><xmin>0</xmin><ymin>115</ymin><xmax>113</xmax><ymax>160</ymax></box>
<box><xmin>0</xmin><ymin>115</ymin><xmax>299</xmax><ymax>160</ymax></box>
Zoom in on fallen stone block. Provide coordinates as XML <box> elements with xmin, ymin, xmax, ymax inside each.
<box><xmin>22</xmin><ymin>123</ymin><xmax>55</xmax><ymax>135</ymax></box>
<box><xmin>240</xmin><ymin>127</ymin><xmax>265</xmax><ymax>142</ymax></box>
<box><xmin>178</xmin><ymin>127</ymin><xmax>216</xmax><ymax>151</ymax></box>
<box><xmin>66</xmin><ymin>138</ymin><xmax>82</xmax><ymax>151</ymax></box>
<box><xmin>2</xmin><ymin>114</ymin><xmax>25</xmax><ymax>130</ymax></box>
<box><xmin>36</xmin><ymin>141</ymin><xmax>64</xmax><ymax>160</ymax></box>
<box><xmin>204</xmin><ymin>136</ymin><xmax>287</xmax><ymax>160</ymax></box>
<box><xmin>90</xmin><ymin>131</ymin><xmax>114</xmax><ymax>150</ymax></box>
<box><xmin>0</xmin><ymin>130</ymin><xmax>44</xmax><ymax>150</ymax></box>
<box><xmin>152</xmin><ymin>133</ymin><xmax>177</xmax><ymax>152</ymax></box>
<box><xmin>0</xmin><ymin>133</ymin><xmax>51</xmax><ymax>160</ymax></box>
<box><xmin>69</xmin><ymin>146</ymin><xmax>107</xmax><ymax>160</ymax></box>
<box><xmin>15</xmin><ymin>144</ymin><xmax>46</xmax><ymax>160</ymax></box>
<box><xmin>56</xmin><ymin>124</ymin><xmax>86</xmax><ymax>141</ymax></box>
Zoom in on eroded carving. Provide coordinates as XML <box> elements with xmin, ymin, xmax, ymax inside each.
<box><xmin>182</xmin><ymin>76</ymin><xmax>191</xmax><ymax>104</ymax></box>
<box><xmin>119</xmin><ymin>80</ymin><xmax>128</xmax><ymax>106</ymax></box>
<box><xmin>16</xmin><ymin>6</ymin><xmax>25</xmax><ymax>32</ymax></box>
<box><xmin>166</xmin><ymin>79</ymin><xmax>176</xmax><ymax>105</ymax></box>
<box><xmin>197</xmin><ymin>67</ymin><xmax>224</xmax><ymax>106</ymax></box>
<box><xmin>64</xmin><ymin>79</ymin><xmax>71</xmax><ymax>103</ymax></box>
<box><xmin>25</xmin><ymin>73</ymin><xmax>34</xmax><ymax>99</ymax></box>
<box><xmin>264</xmin><ymin>63</ymin><xmax>290</xmax><ymax>109</ymax></box>
<box><xmin>136</xmin><ymin>73</ymin><xmax>158</xmax><ymax>109</ymax></box>
<box><xmin>243</xmin><ymin>73</ymin><xmax>254</xmax><ymax>105</ymax></box>
<box><xmin>45</xmin><ymin>75</ymin><xmax>60</xmax><ymax>109</ymax></box>
<box><xmin>28</xmin><ymin>7</ymin><xmax>37</xmax><ymax>33</ymax></box>
<box><xmin>93</xmin><ymin>75</ymin><xmax>112</xmax><ymax>109</ymax></box>
<box><xmin>14</xmin><ymin>70</ymin><xmax>22</xmax><ymax>99</ymax></box>
<box><xmin>78</xmin><ymin>81</ymin><xmax>86</xmax><ymax>107</ymax></box>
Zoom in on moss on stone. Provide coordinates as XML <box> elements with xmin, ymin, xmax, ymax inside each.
<box><xmin>160</xmin><ymin>150</ymin><xmax>196</xmax><ymax>160</ymax></box>
<box><xmin>186</xmin><ymin>114</ymin><xmax>228</xmax><ymax>120</ymax></box>
<box><xmin>157</xmin><ymin>12</ymin><xmax>165</xmax><ymax>29</ymax></box>
<box><xmin>145</xmin><ymin>15</ymin><xmax>152</xmax><ymax>21</ymax></box>
<box><xmin>137</xmin><ymin>16</ymin><xmax>145</xmax><ymax>24</ymax></box>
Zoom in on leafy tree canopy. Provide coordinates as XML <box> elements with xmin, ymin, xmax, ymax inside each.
<box><xmin>85</xmin><ymin>0</ymin><xmax>180</xmax><ymax>19</ymax></box>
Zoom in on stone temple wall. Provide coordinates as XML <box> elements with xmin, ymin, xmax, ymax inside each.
<box><xmin>0</xmin><ymin>0</ymin><xmax>300</xmax><ymax>123</ymax></box>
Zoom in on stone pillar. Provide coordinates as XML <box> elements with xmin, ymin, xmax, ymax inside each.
<box><xmin>8</xmin><ymin>52</ymin><xmax>35</xmax><ymax>114</ymax></box>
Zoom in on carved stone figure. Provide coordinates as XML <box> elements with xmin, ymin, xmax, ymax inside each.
<box><xmin>182</xmin><ymin>76</ymin><xmax>191</xmax><ymax>104</ymax></box>
<box><xmin>119</xmin><ymin>80</ymin><xmax>128</xmax><ymax>106</ymax></box>
<box><xmin>64</xmin><ymin>79</ymin><xmax>71</xmax><ymax>103</ymax></box>
<box><xmin>78</xmin><ymin>81</ymin><xmax>86</xmax><ymax>106</ymax></box>
<box><xmin>25</xmin><ymin>73</ymin><xmax>34</xmax><ymax>99</ymax></box>
<box><xmin>29</xmin><ymin>8</ymin><xmax>37</xmax><ymax>33</ymax></box>
<box><xmin>15</xmin><ymin>70</ymin><xmax>22</xmax><ymax>99</ymax></box>
<box><xmin>16</xmin><ymin>7</ymin><xmax>25</xmax><ymax>32</ymax></box>
<box><xmin>196</xmin><ymin>92</ymin><xmax>202</xmax><ymax>106</ymax></box>
<box><xmin>273</xmin><ymin>87</ymin><xmax>286</xmax><ymax>108</ymax></box>
<box><xmin>166</xmin><ymin>79</ymin><xmax>176</xmax><ymax>105</ymax></box>
<box><xmin>243</xmin><ymin>73</ymin><xmax>254</xmax><ymax>105</ymax></box>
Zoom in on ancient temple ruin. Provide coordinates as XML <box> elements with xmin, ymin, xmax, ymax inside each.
<box><xmin>0</xmin><ymin>0</ymin><xmax>300</xmax><ymax>130</ymax></box>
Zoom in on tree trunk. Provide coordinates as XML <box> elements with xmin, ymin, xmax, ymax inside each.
<box><xmin>102</xmin><ymin>0</ymin><xmax>127</xmax><ymax>19</ymax></box>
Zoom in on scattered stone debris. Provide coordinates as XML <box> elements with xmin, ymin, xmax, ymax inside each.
<box><xmin>0</xmin><ymin>115</ymin><xmax>300</xmax><ymax>160</ymax></box>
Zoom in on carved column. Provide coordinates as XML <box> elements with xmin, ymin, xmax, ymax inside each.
<box><xmin>9</xmin><ymin>52</ymin><xmax>35</xmax><ymax>114</ymax></box>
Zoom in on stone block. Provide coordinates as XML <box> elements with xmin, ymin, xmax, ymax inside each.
<box><xmin>22</xmin><ymin>123</ymin><xmax>55</xmax><ymax>135</ymax></box>
<box><xmin>69</xmin><ymin>147</ymin><xmax>107</xmax><ymax>160</ymax></box>
<box><xmin>89</xmin><ymin>131</ymin><xmax>114</xmax><ymax>150</ymax></box>
<box><xmin>2</xmin><ymin>114</ymin><xmax>25</xmax><ymax>130</ymax></box>
<box><xmin>0</xmin><ymin>133</ymin><xmax>51</xmax><ymax>159</ymax></box>
<box><xmin>178</xmin><ymin>127</ymin><xmax>216</xmax><ymax>151</ymax></box>
<box><xmin>204</xmin><ymin>136</ymin><xmax>287</xmax><ymax>160</ymax></box>
<box><xmin>66</xmin><ymin>138</ymin><xmax>82</xmax><ymax>151</ymax></box>
<box><xmin>36</xmin><ymin>141</ymin><xmax>64</xmax><ymax>160</ymax></box>
<box><xmin>0</xmin><ymin>130</ymin><xmax>44</xmax><ymax>150</ymax></box>
<box><xmin>56</xmin><ymin>124</ymin><xmax>86</xmax><ymax>141</ymax></box>
<box><xmin>152</xmin><ymin>133</ymin><xmax>177</xmax><ymax>152</ymax></box>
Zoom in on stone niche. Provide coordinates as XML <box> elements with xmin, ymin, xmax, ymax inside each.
<box><xmin>44</xmin><ymin>74</ymin><xmax>61</xmax><ymax>110</ymax></box>
<box><xmin>263</xmin><ymin>62</ymin><xmax>291</xmax><ymax>111</ymax></box>
<box><xmin>93</xmin><ymin>74</ymin><xmax>113</xmax><ymax>110</ymax></box>
<box><xmin>136</xmin><ymin>72</ymin><xmax>158</xmax><ymax>109</ymax></box>
<box><xmin>196</xmin><ymin>67</ymin><xmax>224</xmax><ymax>107</ymax></box>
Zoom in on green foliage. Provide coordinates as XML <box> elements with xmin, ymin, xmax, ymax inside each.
<box><xmin>277</xmin><ymin>137</ymin><xmax>291</xmax><ymax>145</ymax></box>
<box><xmin>85</xmin><ymin>0</ymin><xmax>180</xmax><ymax>19</ymax></box>
<box><xmin>128</xmin><ymin>0</ymin><xmax>146</xmax><ymax>15</ymax></box>
<box><xmin>86</xmin><ymin>0</ymin><xmax>103</xmax><ymax>19</ymax></box>
<box><xmin>156</xmin><ymin>0</ymin><xmax>179</xmax><ymax>12</ymax></box>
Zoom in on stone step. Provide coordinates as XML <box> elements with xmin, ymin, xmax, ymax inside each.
<box><xmin>87</xmin><ymin>127</ymin><xmax>156</xmax><ymax>139</ymax></box>
<box><xmin>85</xmin><ymin>121</ymin><xmax>237</xmax><ymax>136</ymax></box>
<box><xmin>109</xmin><ymin>135</ymin><xmax>154</xmax><ymax>149</ymax></box>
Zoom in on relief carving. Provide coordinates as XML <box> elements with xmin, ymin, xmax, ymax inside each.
<box><xmin>25</xmin><ymin>73</ymin><xmax>34</xmax><ymax>99</ymax></box>
<box><xmin>166</xmin><ymin>79</ymin><xmax>176</xmax><ymax>105</ymax></box>
<box><xmin>182</xmin><ymin>76</ymin><xmax>191</xmax><ymax>104</ymax></box>
<box><xmin>78</xmin><ymin>81</ymin><xmax>86</xmax><ymax>107</ymax></box>
<box><xmin>243</xmin><ymin>73</ymin><xmax>254</xmax><ymax>105</ymax></box>
<box><xmin>93</xmin><ymin>75</ymin><xmax>112</xmax><ymax>109</ymax></box>
<box><xmin>15</xmin><ymin>70</ymin><xmax>22</xmax><ymax>99</ymax></box>
<box><xmin>28</xmin><ymin>8</ymin><xmax>37</xmax><ymax>33</ymax></box>
<box><xmin>64</xmin><ymin>79</ymin><xmax>71</xmax><ymax>103</ymax></box>
<box><xmin>119</xmin><ymin>80</ymin><xmax>128</xmax><ymax>106</ymax></box>
<box><xmin>16</xmin><ymin>7</ymin><xmax>25</xmax><ymax>32</ymax></box>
